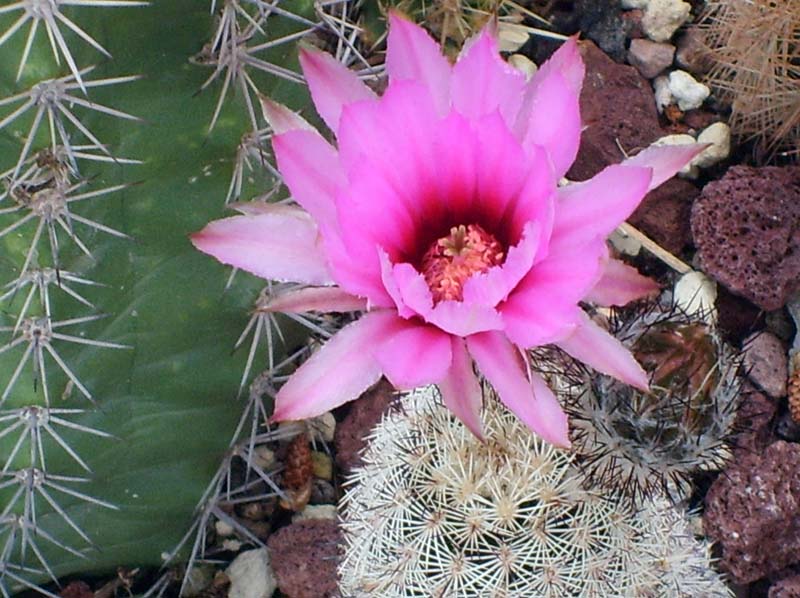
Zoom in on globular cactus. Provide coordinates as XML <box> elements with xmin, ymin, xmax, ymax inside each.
<box><xmin>559</xmin><ymin>301</ymin><xmax>742</xmax><ymax>505</ymax></box>
<box><xmin>0</xmin><ymin>0</ymin><xmax>334</xmax><ymax>591</ymax></box>
<box><xmin>339</xmin><ymin>385</ymin><xmax>732</xmax><ymax>597</ymax></box>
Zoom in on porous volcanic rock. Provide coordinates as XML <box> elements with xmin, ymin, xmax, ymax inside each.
<box><xmin>629</xmin><ymin>177</ymin><xmax>698</xmax><ymax>254</ymax></box>
<box><xmin>691</xmin><ymin>166</ymin><xmax>800</xmax><ymax>311</ymax></box>
<box><xmin>704</xmin><ymin>441</ymin><xmax>800</xmax><ymax>583</ymax></box>
<box><xmin>334</xmin><ymin>380</ymin><xmax>395</xmax><ymax>474</ymax></box>
<box><xmin>770</xmin><ymin>575</ymin><xmax>800</xmax><ymax>598</ymax></box>
<box><xmin>267</xmin><ymin>519</ymin><xmax>341</xmax><ymax>598</ymax></box>
<box><xmin>733</xmin><ymin>382</ymin><xmax>777</xmax><ymax>458</ymax></box>
<box><xmin>569</xmin><ymin>40</ymin><xmax>663</xmax><ymax>181</ymax></box>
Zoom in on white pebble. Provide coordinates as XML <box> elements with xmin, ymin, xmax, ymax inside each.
<box><xmin>652</xmin><ymin>134</ymin><xmax>700</xmax><ymax>178</ymax></box>
<box><xmin>508</xmin><ymin>54</ymin><xmax>538</xmax><ymax>80</ymax></box>
<box><xmin>668</xmin><ymin>70</ymin><xmax>710</xmax><ymax>111</ymax></box>
<box><xmin>215</xmin><ymin>519</ymin><xmax>235</xmax><ymax>537</ymax></box>
<box><xmin>653</xmin><ymin>75</ymin><xmax>673</xmax><ymax>112</ymax></box>
<box><xmin>695</xmin><ymin>122</ymin><xmax>731</xmax><ymax>168</ymax></box>
<box><xmin>310</xmin><ymin>411</ymin><xmax>336</xmax><ymax>443</ymax></box>
<box><xmin>293</xmin><ymin>504</ymin><xmax>338</xmax><ymax>522</ymax></box>
<box><xmin>622</xmin><ymin>0</ymin><xmax>650</xmax><ymax>8</ymax></box>
<box><xmin>226</xmin><ymin>549</ymin><xmax>278</xmax><ymax>598</ymax></box>
<box><xmin>643</xmin><ymin>0</ymin><xmax>691</xmax><ymax>43</ymax></box>
<box><xmin>674</xmin><ymin>271</ymin><xmax>717</xmax><ymax>324</ymax></box>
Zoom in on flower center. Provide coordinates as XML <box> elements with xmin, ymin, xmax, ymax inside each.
<box><xmin>420</xmin><ymin>224</ymin><xmax>505</xmax><ymax>303</ymax></box>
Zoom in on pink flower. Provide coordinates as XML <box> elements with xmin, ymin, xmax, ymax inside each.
<box><xmin>192</xmin><ymin>14</ymin><xmax>702</xmax><ymax>447</ymax></box>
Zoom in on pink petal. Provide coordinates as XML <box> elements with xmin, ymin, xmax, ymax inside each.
<box><xmin>386</xmin><ymin>11</ymin><xmax>452</xmax><ymax>115</ymax></box>
<box><xmin>530</xmin><ymin>36</ymin><xmax>584</xmax><ymax>97</ymax></box>
<box><xmin>556</xmin><ymin>311</ymin><xmax>649</xmax><ymax>391</ymax></box>
<box><xmin>262</xmin><ymin>286</ymin><xmax>367</xmax><ymax>314</ymax></box>
<box><xmin>260</xmin><ymin>97</ymin><xmax>314</xmax><ymax>134</ymax></box>
<box><xmin>439</xmin><ymin>337</ymin><xmax>483</xmax><ymax>438</ymax></box>
<box><xmin>323</xmin><ymin>233</ymin><xmax>394</xmax><ymax>308</ymax></box>
<box><xmin>271</xmin><ymin>311</ymin><xmax>400</xmax><ymax>421</ymax></box>
<box><xmin>299</xmin><ymin>47</ymin><xmax>377</xmax><ymax>135</ymax></box>
<box><xmin>584</xmin><ymin>258</ymin><xmax>660</xmax><ymax>306</ymax></box>
<box><xmin>378</xmin><ymin>248</ymin><xmax>417</xmax><ymax>319</ymax></box>
<box><xmin>549</xmin><ymin>164</ymin><xmax>652</xmax><ymax>252</ymax></box>
<box><xmin>501</xmin><ymin>237</ymin><xmax>607</xmax><ymax>347</ymax></box>
<box><xmin>376</xmin><ymin>323</ymin><xmax>452</xmax><ymax>389</ymax></box>
<box><xmin>518</xmin><ymin>70</ymin><xmax>581</xmax><ymax>179</ymax></box>
<box><xmin>451</xmin><ymin>29</ymin><xmax>526</xmax><ymax>122</ymax></box>
<box><xmin>272</xmin><ymin>130</ymin><xmax>345</xmax><ymax>233</ymax></box>
<box><xmin>462</xmin><ymin>222</ymin><xmax>539</xmax><ymax>307</ymax></box>
<box><xmin>388</xmin><ymin>261</ymin><xmax>504</xmax><ymax>336</ymax></box>
<box><xmin>191</xmin><ymin>206</ymin><xmax>333</xmax><ymax>285</ymax></box>
<box><xmin>467</xmin><ymin>331</ymin><xmax>570</xmax><ymax>447</ymax></box>
<box><xmin>623</xmin><ymin>143</ymin><xmax>707</xmax><ymax>192</ymax></box>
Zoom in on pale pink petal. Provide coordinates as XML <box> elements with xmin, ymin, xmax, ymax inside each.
<box><xmin>584</xmin><ymin>258</ymin><xmax>660</xmax><ymax>306</ymax></box>
<box><xmin>388</xmin><ymin>261</ymin><xmax>504</xmax><ymax>336</ymax></box>
<box><xmin>549</xmin><ymin>164</ymin><xmax>652</xmax><ymax>252</ymax></box>
<box><xmin>556</xmin><ymin>311</ymin><xmax>649</xmax><ymax>391</ymax></box>
<box><xmin>451</xmin><ymin>29</ymin><xmax>526</xmax><ymax>122</ymax></box>
<box><xmin>378</xmin><ymin>248</ymin><xmax>417</xmax><ymax>319</ymax></box>
<box><xmin>299</xmin><ymin>47</ymin><xmax>377</xmax><ymax>135</ymax></box>
<box><xmin>271</xmin><ymin>311</ymin><xmax>400</xmax><ymax>421</ymax></box>
<box><xmin>272</xmin><ymin>130</ymin><xmax>345</xmax><ymax>232</ymax></box>
<box><xmin>376</xmin><ymin>324</ymin><xmax>452</xmax><ymax>389</ymax></box>
<box><xmin>323</xmin><ymin>233</ymin><xmax>394</xmax><ymax>308</ymax></box>
<box><xmin>623</xmin><ymin>143</ymin><xmax>707</xmax><ymax>192</ymax></box>
<box><xmin>462</xmin><ymin>222</ymin><xmax>539</xmax><ymax>306</ymax></box>
<box><xmin>439</xmin><ymin>337</ymin><xmax>483</xmax><ymax>438</ymax></box>
<box><xmin>260</xmin><ymin>97</ymin><xmax>314</xmax><ymax>134</ymax></box>
<box><xmin>386</xmin><ymin>11</ymin><xmax>451</xmax><ymax>115</ymax></box>
<box><xmin>262</xmin><ymin>286</ymin><xmax>367</xmax><ymax>314</ymax></box>
<box><xmin>501</xmin><ymin>237</ymin><xmax>607</xmax><ymax>347</ymax></box>
<box><xmin>191</xmin><ymin>206</ymin><xmax>333</xmax><ymax>285</ymax></box>
<box><xmin>529</xmin><ymin>36</ymin><xmax>584</xmax><ymax>97</ymax></box>
<box><xmin>467</xmin><ymin>331</ymin><xmax>570</xmax><ymax>447</ymax></box>
<box><xmin>518</xmin><ymin>70</ymin><xmax>581</xmax><ymax>178</ymax></box>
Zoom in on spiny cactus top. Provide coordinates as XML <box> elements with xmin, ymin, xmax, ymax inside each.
<box><xmin>192</xmin><ymin>12</ymin><xmax>704</xmax><ymax>446</ymax></box>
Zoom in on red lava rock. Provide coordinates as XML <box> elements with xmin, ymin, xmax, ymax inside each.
<box><xmin>733</xmin><ymin>382</ymin><xmax>777</xmax><ymax>458</ymax></box>
<box><xmin>569</xmin><ymin>40</ymin><xmax>663</xmax><ymax>181</ymax></box>
<box><xmin>683</xmin><ymin>109</ymin><xmax>718</xmax><ymax>132</ymax></box>
<box><xmin>704</xmin><ymin>441</ymin><xmax>800</xmax><ymax>584</ymax></box>
<box><xmin>627</xmin><ymin>38</ymin><xmax>675</xmax><ymax>79</ymax></box>
<box><xmin>621</xmin><ymin>9</ymin><xmax>645</xmax><ymax>39</ymax></box>
<box><xmin>59</xmin><ymin>581</ymin><xmax>92</xmax><ymax>598</ymax></box>
<box><xmin>770</xmin><ymin>575</ymin><xmax>800</xmax><ymax>597</ymax></box>
<box><xmin>628</xmin><ymin>177</ymin><xmax>697</xmax><ymax>255</ymax></box>
<box><xmin>267</xmin><ymin>519</ymin><xmax>341</xmax><ymax>598</ymax></box>
<box><xmin>743</xmin><ymin>332</ymin><xmax>789</xmax><ymax>399</ymax></box>
<box><xmin>334</xmin><ymin>380</ymin><xmax>395</xmax><ymax>473</ymax></box>
<box><xmin>691</xmin><ymin>165</ymin><xmax>800</xmax><ymax>311</ymax></box>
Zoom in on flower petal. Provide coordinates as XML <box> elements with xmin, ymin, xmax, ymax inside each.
<box><xmin>262</xmin><ymin>286</ymin><xmax>367</xmax><ymax>314</ymax></box>
<box><xmin>439</xmin><ymin>337</ymin><xmax>483</xmax><ymax>438</ymax></box>
<box><xmin>549</xmin><ymin>164</ymin><xmax>652</xmax><ymax>252</ymax></box>
<box><xmin>190</xmin><ymin>206</ymin><xmax>333</xmax><ymax>285</ymax></box>
<box><xmin>518</xmin><ymin>70</ymin><xmax>581</xmax><ymax>179</ymax></box>
<box><xmin>387</xmin><ymin>11</ymin><xmax>452</xmax><ymax>115</ymax></box>
<box><xmin>272</xmin><ymin>129</ymin><xmax>346</xmax><ymax>233</ymax></box>
<box><xmin>299</xmin><ymin>47</ymin><xmax>377</xmax><ymax>135</ymax></box>
<box><xmin>501</xmin><ymin>237</ymin><xmax>607</xmax><ymax>347</ymax></box>
<box><xmin>451</xmin><ymin>29</ymin><xmax>526</xmax><ymax>122</ymax></box>
<box><xmin>271</xmin><ymin>311</ymin><xmax>399</xmax><ymax>421</ymax></box>
<box><xmin>556</xmin><ymin>311</ymin><xmax>649</xmax><ymax>390</ymax></box>
<box><xmin>623</xmin><ymin>143</ymin><xmax>707</xmax><ymax>192</ymax></box>
<box><xmin>376</xmin><ymin>323</ymin><xmax>452</xmax><ymax>389</ymax></box>
<box><xmin>467</xmin><ymin>331</ymin><xmax>570</xmax><ymax>447</ymax></box>
<box><xmin>462</xmin><ymin>222</ymin><xmax>539</xmax><ymax>307</ymax></box>
<box><xmin>530</xmin><ymin>36</ymin><xmax>584</xmax><ymax>97</ymax></box>
<box><xmin>584</xmin><ymin>258</ymin><xmax>660</xmax><ymax>306</ymax></box>
<box><xmin>260</xmin><ymin>97</ymin><xmax>314</xmax><ymax>134</ymax></box>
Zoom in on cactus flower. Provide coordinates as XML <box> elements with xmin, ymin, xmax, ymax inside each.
<box><xmin>192</xmin><ymin>14</ymin><xmax>702</xmax><ymax>446</ymax></box>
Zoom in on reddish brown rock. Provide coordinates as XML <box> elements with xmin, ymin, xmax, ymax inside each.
<box><xmin>334</xmin><ymin>380</ymin><xmax>395</xmax><ymax>473</ymax></box>
<box><xmin>770</xmin><ymin>575</ymin><xmax>800</xmax><ymax>598</ymax></box>
<box><xmin>569</xmin><ymin>40</ymin><xmax>663</xmax><ymax>181</ymax></box>
<box><xmin>629</xmin><ymin>178</ymin><xmax>698</xmax><ymax>254</ymax></box>
<box><xmin>674</xmin><ymin>28</ymin><xmax>713</xmax><ymax>75</ymax></box>
<box><xmin>267</xmin><ymin>519</ymin><xmax>341</xmax><ymax>598</ymax></box>
<box><xmin>704</xmin><ymin>441</ymin><xmax>800</xmax><ymax>583</ymax></box>
<box><xmin>733</xmin><ymin>382</ymin><xmax>777</xmax><ymax>457</ymax></box>
<box><xmin>683</xmin><ymin>109</ymin><xmax>718</xmax><ymax>132</ymax></box>
<box><xmin>743</xmin><ymin>332</ymin><xmax>789</xmax><ymax>399</ymax></box>
<box><xmin>627</xmin><ymin>38</ymin><xmax>675</xmax><ymax>79</ymax></box>
<box><xmin>691</xmin><ymin>166</ymin><xmax>800</xmax><ymax>311</ymax></box>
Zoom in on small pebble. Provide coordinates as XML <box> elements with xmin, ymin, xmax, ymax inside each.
<box><xmin>742</xmin><ymin>331</ymin><xmax>788</xmax><ymax>399</ymax></box>
<box><xmin>675</xmin><ymin>29</ymin><xmax>712</xmax><ymax>74</ymax></box>
<box><xmin>226</xmin><ymin>548</ymin><xmax>277</xmax><ymax>598</ymax></box>
<box><xmin>668</xmin><ymin>70</ymin><xmax>710</xmax><ymax>111</ymax></box>
<box><xmin>622</xmin><ymin>0</ymin><xmax>649</xmax><ymax>8</ymax></box>
<box><xmin>674</xmin><ymin>271</ymin><xmax>717</xmax><ymax>323</ymax></box>
<box><xmin>694</xmin><ymin>122</ymin><xmax>731</xmax><ymax>168</ymax></box>
<box><xmin>293</xmin><ymin>504</ymin><xmax>338</xmax><ymax>522</ymax></box>
<box><xmin>215</xmin><ymin>519</ymin><xmax>235</xmax><ymax>537</ymax></box>
<box><xmin>311</xmin><ymin>451</ymin><xmax>333</xmax><ymax>481</ymax></box>
<box><xmin>253</xmin><ymin>446</ymin><xmax>275</xmax><ymax>470</ymax></box>
<box><xmin>652</xmin><ymin>133</ymin><xmax>700</xmax><ymax>177</ymax></box>
<box><xmin>310</xmin><ymin>411</ymin><xmax>336</xmax><ymax>444</ymax></box>
<box><xmin>653</xmin><ymin>75</ymin><xmax>673</xmax><ymax>112</ymax></box>
<box><xmin>642</xmin><ymin>0</ymin><xmax>691</xmax><ymax>43</ymax></box>
<box><xmin>627</xmin><ymin>38</ymin><xmax>675</xmax><ymax>79</ymax></box>
<box><xmin>508</xmin><ymin>54</ymin><xmax>537</xmax><ymax>79</ymax></box>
